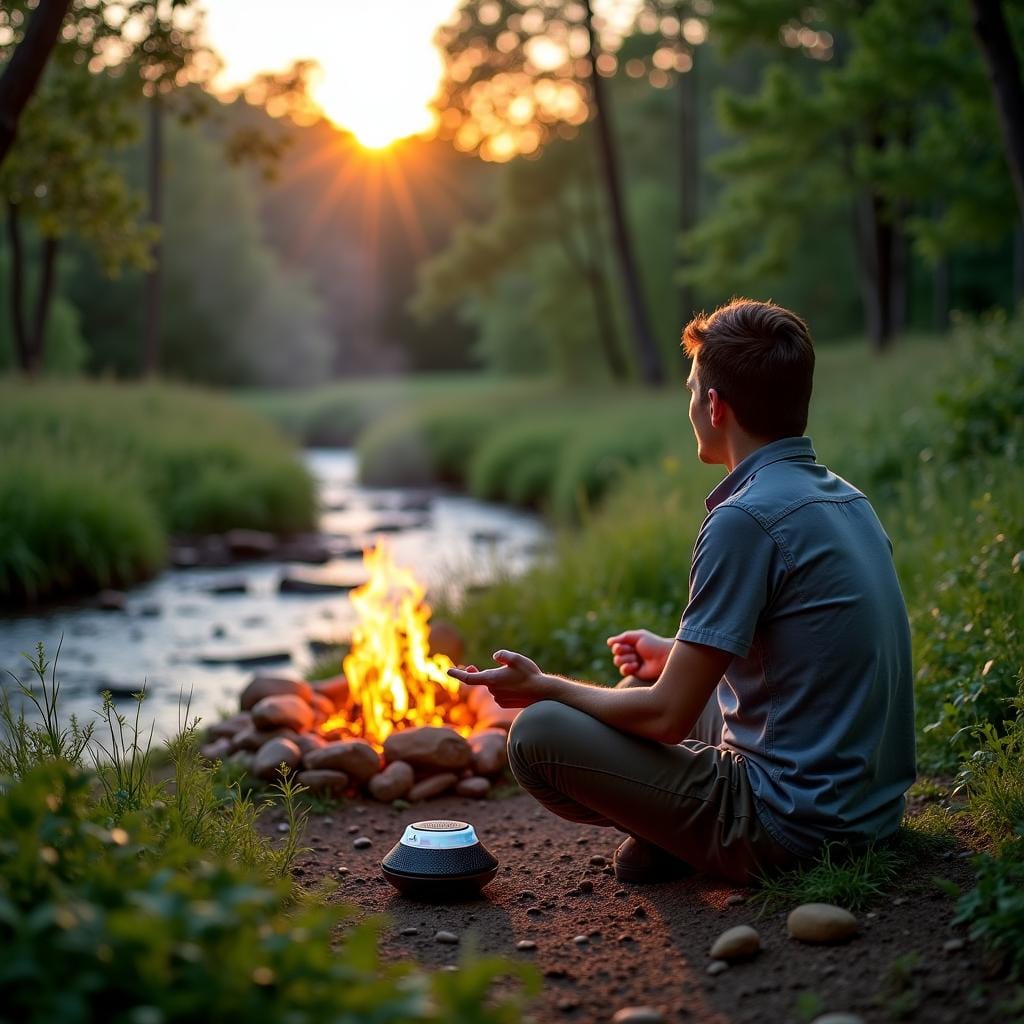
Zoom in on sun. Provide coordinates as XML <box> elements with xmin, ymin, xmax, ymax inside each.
<box><xmin>313</xmin><ymin>68</ymin><xmax>440</xmax><ymax>150</ymax></box>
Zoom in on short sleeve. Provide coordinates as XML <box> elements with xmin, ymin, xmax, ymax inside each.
<box><xmin>676</xmin><ymin>505</ymin><xmax>779</xmax><ymax>658</ymax></box>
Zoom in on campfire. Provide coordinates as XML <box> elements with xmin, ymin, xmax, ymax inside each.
<box><xmin>201</xmin><ymin>543</ymin><xmax>516</xmax><ymax>802</ymax></box>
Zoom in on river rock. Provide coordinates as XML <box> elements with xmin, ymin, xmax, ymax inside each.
<box><xmin>312</xmin><ymin>675</ymin><xmax>349</xmax><ymax>709</ymax></box>
<box><xmin>787</xmin><ymin>903</ymin><xmax>858</xmax><ymax>944</ymax></box>
<box><xmin>295</xmin><ymin>732</ymin><xmax>327</xmax><ymax>755</ymax></box>
<box><xmin>96</xmin><ymin>589</ymin><xmax>128</xmax><ymax>612</ymax></box>
<box><xmin>382</xmin><ymin>726</ymin><xmax>472</xmax><ymax>771</ymax></box>
<box><xmin>408</xmin><ymin>772</ymin><xmax>458</xmax><ymax>801</ymax></box>
<box><xmin>309</xmin><ymin>692</ymin><xmax>336</xmax><ymax>720</ymax></box>
<box><xmin>296</xmin><ymin>769</ymin><xmax>349</xmax><ymax>797</ymax></box>
<box><xmin>709</xmin><ymin>925</ymin><xmax>761</xmax><ymax>960</ymax></box>
<box><xmin>224</xmin><ymin>528</ymin><xmax>277</xmax><ymax>559</ymax></box>
<box><xmin>611</xmin><ymin>1009</ymin><xmax>665</xmax><ymax>1024</ymax></box>
<box><xmin>240</xmin><ymin>672</ymin><xmax>314</xmax><ymax>711</ymax></box>
<box><xmin>227</xmin><ymin>749</ymin><xmax>253</xmax><ymax>771</ymax></box>
<box><xmin>368</xmin><ymin>760</ymin><xmax>415</xmax><ymax>801</ymax></box>
<box><xmin>810</xmin><ymin>1016</ymin><xmax>866</xmax><ymax>1024</ymax></box>
<box><xmin>206</xmin><ymin>712</ymin><xmax>252</xmax><ymax>739</ymax></box>
<box><xmin>455</xmin><ymin>776</ymin><xmax>491</xmax><ymax>798</ymax></box>
<box><xmin>230</xmin><ymin>726</ymin><xmax>300</xmax><ymax>752</ymax></box>
<box><xmin>251</xmin><ymin>695</ymin><xmax>315</xmax><ymax>733</ymax></box>
<box><xmin>469</xmin><ymin>728</ymin><xmax>508</xmax><ymax>775</ymax></box>
<box><xmin>304</xmin><ymin>740</ymin><xmax>381</xmax><ymax>783</ymax></box>
<box><xmin>199</xmin><ymin>737</ymin><xmax>232</xmax><ymax>762</ymax></box>
<box><xmin>253</xmin><ymin>737</ymin><xmax>303</xmax><ymax>781</ymax></box>
<box><xmin>428</xmin><ymin>620</ymin><xmax>465</xmax><ymax>664</ymax></box>
<box><xmin>276</xmin><ymin>533</ymin><xmax>332</xmax><ymax>564</ymax></box>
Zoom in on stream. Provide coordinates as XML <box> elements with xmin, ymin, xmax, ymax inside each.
<box><xmin>0</xmin><ymin>449</ymin><xmax>547</xmax><ymax>739</ymax></box>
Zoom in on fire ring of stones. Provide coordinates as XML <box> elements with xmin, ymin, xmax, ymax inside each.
<box><xmin>200</xmin><ymin>668</ymin><xmax>517</xmax><ymax>803</ymax></box>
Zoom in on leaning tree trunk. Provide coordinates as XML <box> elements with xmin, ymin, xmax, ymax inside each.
<box><xmin>6</xmin><ymin>201</ymin><xmax>30</xmax><ymax>371</ymax></box>
<box><xmin>583</xmin><ymin>0</ymin><xmax>664</xmax><ymax>386</ymax></box>
<box><xmin>970</xmin><ymin>0</ymin><xmax>1024</xmax><ymax>224</ymax></box>
<box><xmin>142</xmin><ymin>93</ymin><xmax>164</xmax><ymax>376</ymax></box>
<box><xmin>677</xmin><ymin>48</ymin><xmax>699</xmax><ymax>329</ymax></box>
<box><xmin>0</xmin><ymin>0</ymin><xmax>71</xmax><ymax>167</ymax></box>
<box><xmin>853</xmin><ymin>190</ymin><xmax>896</xmax><ymax>352</ymax></box>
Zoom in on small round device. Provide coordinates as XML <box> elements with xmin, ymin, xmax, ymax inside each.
<box><xmin>381</xmin><ymin>819</ymin><xmax>498</xmax><ymax>898</ymax></box>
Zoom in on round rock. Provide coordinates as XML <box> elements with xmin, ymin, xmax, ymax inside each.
<box><xmin>709</xmin><ymin>924</ymin><xmax>761</xmax><ymax>961</ymax></box>
<box><xmin>296</xmin><ymin>769</ymin><xmax>349</xmax><ymax>797</ymax></box>
<box><xmin>382</xmin><ymin>726</ymin><xmax>472</xmax><ymax>771</ymax></box>
<box><xmin>705</xmin><ymin>960</ymin><xmax>729</xmax><ymax>976</ymax></box>
<box><xmin>251</xmin><ymin>694</ymin><xmax>315</xmax><ymax>733</ymax></box>
<box><xmin>252</xmin><ymin>737</ymin><xmax>303</xmax><ymax>781</ymax></box>
<box><xmin>468</xmin><ymin>728</ymin><xmax>508</xmax><ymax>776</ymax></box>
<box><xmin>368</xmin><ymin>760</ymin><xmax>415</xmax><ymax>802</ymax></box>
<box><xmin>353</xmin><ymin>836</ymin><xmax>373</xmax><ymax>850</ymax></box>
<box><xmin>240</xmin><ymin>673</ymin><xmax>313</xmax><ymax>711</ymax></box>
<box><xmin>611</xmin><ymin>1008</ymin><xmax>665</xmax><ymax>1024</ymax></box>
<box><xmin>435</xmin><ymin>931</ymin><xmax>459</xmax><ymax>945</ymax></box>
<box><xmin>455</xmin><ymin>775</ymin><xmax>491</xmax><ymax>798</ymax></box>
<box><xmin>787</xmin><ymin>903</ymin><xmax>858</xmax><ymax>944</ymax></box>
<box><xmin>516</xmin><ymin>940</ymin><xmax>536</xmax><ymax>951</ymax></box>
<box><xmin>810</xmin><ymin>1015</ymin><xmax>866</xmax><ymax>1024</ymax></box>
<box><xmin>408</xmin><ymin>772</ymin><xmax>458</xmax><ymax>801</ymax></box>
<box><xmin>303</xmin><ymin>740</ymin><xmax>380</xmax><ymax>783</ymax></box>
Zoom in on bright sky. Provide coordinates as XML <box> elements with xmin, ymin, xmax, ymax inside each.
<box><xmin>201</xmin><ymin>0</ymin><xmax>461</xmax><ymax>148</ymax></box>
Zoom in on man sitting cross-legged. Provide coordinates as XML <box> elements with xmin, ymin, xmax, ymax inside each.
<box><xmin>448</xmin><ymin>298</ymin><xmax>916</xmax><ymax>885</ymax></box>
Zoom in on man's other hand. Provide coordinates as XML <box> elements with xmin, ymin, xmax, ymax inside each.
<box><xmin>448</xmin><ymin>650</ymin><xmax>551</xmax><ymax>708</ymax></box>
<box><xmin>606</xmin><ymin>629</ymin><xmax>674</xmax><ymax>682</ymax></box>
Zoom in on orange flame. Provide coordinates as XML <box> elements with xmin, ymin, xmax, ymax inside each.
<box><xmin>320</xmin><ymin>542</ymin><xmax>465</xmax><ymax>747</ymax></box>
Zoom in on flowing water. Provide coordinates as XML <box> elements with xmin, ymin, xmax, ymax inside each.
<box><xmin>0</xmin><ymin>449</ymin><xmax>547</xmax><ymax>738</ymax></box>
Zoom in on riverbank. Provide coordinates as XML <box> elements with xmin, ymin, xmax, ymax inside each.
<box><xmin>0</xmin><ymin>379</ymin><xmax>317</xmax><ymax>605</ymax></box>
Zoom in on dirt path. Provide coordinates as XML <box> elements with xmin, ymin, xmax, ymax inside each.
<box><xmin>271</xmin><ymin>790</ymin><xmax>1015</xmax><ymax>1023</ymax></box>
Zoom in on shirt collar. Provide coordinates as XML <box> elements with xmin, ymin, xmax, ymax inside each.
<box><xmin>705</xmin><ymin>436</ymin><xmax>817</xmax><ymax>511</ymax></box>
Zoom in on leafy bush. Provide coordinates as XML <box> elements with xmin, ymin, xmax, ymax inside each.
<box><xmin>0</xmin><ymin>647</ymin><xmax>536</xmax><ymax>1023</ymax></box>
<box><xmin>955</xmin><ymin>837</ymin><xmax>1024</xmax><ymax>981</ymax></box>
<box><xmin>0</xmin><ymin>379</ymin><xmax>316</xmax><ymax>602</ymax></box>
<box><xmin>468</xmin><ymin>418</ymin><xmax>576</xmax><ymax>507</ymax></box>
<box><xmin>954</xmin><ymin>712</ymin><xmax>1024</xmax><ymax>844</ymax></box>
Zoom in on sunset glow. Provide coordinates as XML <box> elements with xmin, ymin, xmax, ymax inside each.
<box><xmin>204</xmin><ymin>0</ymin><xmax>458</xmax><ymax>149</ymax></box>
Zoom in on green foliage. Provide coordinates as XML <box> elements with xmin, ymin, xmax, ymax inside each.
<box><xmin>0</xmin><ymin>379</ymin><xmax>315</xmax><ymax>602</ymax></box>
<box><xmin>955</xmin><ymin>838</ymin><xmax>1024</xmax><ymax>981</ymax></box>
<box><xmin>954</xmin><ymin>713</ymin><xmax>1024</xmax><ymax>845</ymax></box>
<box><xmin>0</xmin><ymin>648</ymin><xmax>537</xmax><ymax>1022</ymax></box>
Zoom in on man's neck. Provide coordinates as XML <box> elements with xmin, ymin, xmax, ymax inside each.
<box><xmin>722</xmin><ymin>433</ymin><xmax>774</xmax><ymax>473</ymax></box>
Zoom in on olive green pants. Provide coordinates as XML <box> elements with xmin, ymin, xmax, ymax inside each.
<box><xmin>506</xmin><ymin>693</ymin><xmax>802</xmax><ymax>884</ymax></box>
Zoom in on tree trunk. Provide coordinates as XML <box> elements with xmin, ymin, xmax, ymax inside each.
<box><xmin>890</xmin><ymin>211</ymin><xmax>909</xmax><ymax>336</ymax></box>
<box><xmin>970</xmin><ymin>0</ymin><xmax>1024</xmax><ymax>224</ymax></box>
<box><xmin>1014</xmin><ymin>223</ymin><xmax>1024</xmax><ymax>305</ymax></box>
<box><xmin>677</xmin><ymin>50</ymin><xmax>699</xmax><ymax>329</ymax></box>
<box><xmin>6</xmin><ymin>201</ymin><xmax>30</xmax><ymax>371</ymax></box>
<box><xmin>853</xmin><ymin>191</ymin><xmax>895</xmax><ymax>351</ymax></box>
<box><xmin>583</xmin><ymin>0</ymin><xmax>664</xmax><ymax>386</ymax></box>
<box><xmin>933</xmin><ymin>256</ymin><xmax>951</xmax><ymax>332</ymax></box>
<box><xmin>27</xmin><ymin>234</ymin><xmax>58</xmax><ymax>376</ymax></box>
<box><xmin>143</xmin><ymin>93</ymin><xmax>164</xmax><ymax>376</ymax></box>
<box><xmin>0</xmin><ymin>0</ymin><xmax>72</xmax><ymax>167</ymax></box>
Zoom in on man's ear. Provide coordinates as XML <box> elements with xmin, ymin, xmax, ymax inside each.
<box><xmin>707</xmin><ymin>388</ymin><xmax>728</xmax><ymax>428</ymax></box>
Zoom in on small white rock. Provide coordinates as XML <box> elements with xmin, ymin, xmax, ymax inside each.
<box><xmin>611</xmin><ymin>1008</ymin><xmax>665</xmax><ymax>1024</ymax></box>
<box><xmin>353</xmin><ymin>836</ymin><xmax>372</xmax><ymax>850</ymax></box>
<box><xmin>943</xmin><ymin>938</ymin><xmax>966</xmax><ymax>953</ymax></box>
<box><xmin>810</xmin><ymin>1015</ymin><xmax>866</xmax><ymax>1024</ymax></box>
<box><xmin>787</xmin><ymin>903</ymin><xmax>858</xmax><ymax>944</ymax></box>
<box><xmin>709</xmin><ymin>924</ymin><xmax>761</xmax><ymax>960</ymax></box>
<box><xmin>516</xmin><ymin>939</ymin><xmax>537</xmax><ymax>951</ymax></box>
<box><xmin>276</xmin><ymin>822</ymin><xmax>290</xmax><ymax>833</ymax></box>
<box><xmin>573</xmin><ymin>934</ymin><xmax>589</xmax><ymax>945</ymax></box>
<box><xmin>706</xmin><ymin>960</ymin><xmax>729</xmax><ymax>976</ymax></box>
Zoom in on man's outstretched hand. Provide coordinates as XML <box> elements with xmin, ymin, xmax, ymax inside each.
<box><xmin>447</xmin><ymin>650</ymin><xmax>552</xmax><ymax>708</ymax></box>
<box><xmin>606</xmin><ymin>629</ymin><xmax>673</xmax><ymax>682</ymax></box>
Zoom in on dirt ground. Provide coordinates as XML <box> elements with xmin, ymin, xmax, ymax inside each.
<box><xmin>266</xmin><ymin>787</ymin><xmax>1019</xmax><ymax>1024</ymax></box>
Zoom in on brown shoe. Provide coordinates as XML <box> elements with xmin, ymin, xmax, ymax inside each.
<box><xmin>612</xmin><ymin>836</ymin><xmax>694</xmax><ymax>884</ymax></box>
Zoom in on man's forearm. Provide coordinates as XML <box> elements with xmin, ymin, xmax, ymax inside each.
<box><xmin>538</xmin><ymin>674</ymin><xmax>677</xmax><ymax>743</ymax></box>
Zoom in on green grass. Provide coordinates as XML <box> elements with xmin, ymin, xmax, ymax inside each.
<box><xmin>0</xmin><ymin>644</ymin><xmax>538</xmax><ymax>1022</ymax></box>
<box><xmin>0</xmin><ymin>378</ymin><xmax>316</xmax><ymax>603</ymax></box>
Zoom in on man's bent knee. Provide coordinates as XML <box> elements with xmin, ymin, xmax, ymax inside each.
<box><xmin>508</xmin><ymin>701</ymin><xmax>588</xmax><ymax>779</ymax></box>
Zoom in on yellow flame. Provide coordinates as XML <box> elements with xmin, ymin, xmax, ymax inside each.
<box><xmin>321</xmin><ymin>542</ymin><xmax>463</xmax><ymax>746</ymax></box>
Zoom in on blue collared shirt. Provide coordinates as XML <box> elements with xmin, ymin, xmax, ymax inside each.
<box><xmin>677</xmin><ymin>437</ymin><xmax>916</xmax><ymax>856</ymax></box>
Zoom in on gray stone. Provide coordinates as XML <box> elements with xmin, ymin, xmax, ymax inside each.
<box><xmin>705</xmin><ymin>960</ymin><xmax>729</xmax><ymax>976</ymax></box>
<box><xmin>252</xmin><ymin>738</ymin><xmax>303</xmax><ymax>781</ymax></box>
<box><xmin>408</xmin><ymin>772</ymin><xmax>458</xmax><ymax>801</ymax></box>
<box><xmin>516</xmin><ymin>940</ymin><xmax>536</xmax><ymax>951</ymax></box>
<box><xmin>382</xmin><ymin>726</ymin><xmax>472</xmax><ymax>771</ymax></box>
<box><xmin>199</xmin><ymin>737</ymin><xmax>232</xmax><ymax>762</ymax></box>
<box><xmin>296</xmin><ymin>769</ymin><xmax>349</xmax><ymax>797</ymax></box>
<box><xmin>204</xmin><ymin>576</ymin><xmax>248</xmax><ymax>595</ymax></box>
<box><xmin>455</xmin><ymin>776</ymin><xmax>491</xmax><ymax>798</ymax></box>
<box><xmin>295</xmin><ymin>732</ymin><xmax>327</xmax><ymax>755</ymax></box>
<box><xmin>353</xmin><ymin>836</ymin><xmax>373</xmax><ymax>850</ymax></box>
<box><xmin>303</xmin><ymin>740</ymin><xmax>380</xmax><ymax>784</ymax></box>
<box><xmin>809</xmin><ymin>1016</ymin><xmax>866</xmax><ymax>1024</ymax></box>
<box><xmin>368</xmin><ymin>760</ymin><xmax>415</xmax><ymax>802</ymax></box>
<box><xmin>709</xmin><ymin>925</ymin><xmax>761</xmax><ymax>961</ymax></box>
<box><xmin>436</xmin><ymin>931</ymin><xmax>459</xmax><ymax>945</ymax></box>
<box><xmin>230</xmin><ymin>727</ymin><xmax>300</xmax><ymax>752</ymax></box>
<box><xmin>469</xmin><ymin>728</ymin><xmax>508</xmax><ymax>776</ymax></box>
<box><xmin>239</xmin><ymin>673</ymin><xmax>313</xmax><ymax>711</ymax></box>
<box><xmin>251</xmin><ymin>695</ymin><xmax>315</xmax><ymax>733</ymax></box>
<box><xmin>787</xmin><ymin>903</ymin><xmax>858</xmax><ymax>944</ymax></box>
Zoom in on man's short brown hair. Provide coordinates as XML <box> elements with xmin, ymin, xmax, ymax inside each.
<box><xmin>682</xmin><ymin>298</ymin><xmax>815</xmax><ymax>439</ymax></box>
